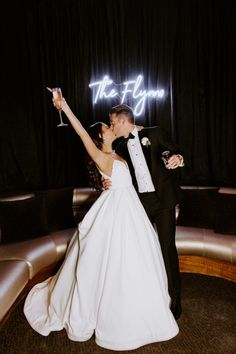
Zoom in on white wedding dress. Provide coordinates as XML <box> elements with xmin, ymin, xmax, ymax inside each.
<box><xmin>24</xmin><ymin>160</ymin><xmax>179</xmax><ymax>350</ymax></box>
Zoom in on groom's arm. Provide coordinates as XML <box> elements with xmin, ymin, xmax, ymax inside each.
<box><xmin>151</xmin><ymin>126</ymin><xmax>184</xmax><ymax>169</ymax></box>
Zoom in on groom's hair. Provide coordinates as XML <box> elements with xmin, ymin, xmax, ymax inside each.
<box><xmin>109</xmin><ymin>104</ymin><xmax>134</xmax><ymax>123</ymax></box>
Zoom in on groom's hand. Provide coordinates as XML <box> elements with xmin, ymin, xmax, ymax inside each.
<box><xmin>101</xmin><ymin>177</ymin><xmax>112</xmax><ymax>190</ymax></box>
<box><xmin>166</xmin><ymin>154</ymin><xmax>184</xmax><ymax>169</ymax></box>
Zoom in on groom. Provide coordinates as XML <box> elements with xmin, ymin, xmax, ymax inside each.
<box><xmin>104</xmin><ymin>104</ymin><xmax>184</xmax><ymax>320</ymax></box>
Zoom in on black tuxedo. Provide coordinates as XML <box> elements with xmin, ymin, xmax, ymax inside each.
<box><xmin>114</xmin><ymin>126</ymin><xmax>182</xmax><ymax>302</ymax></box>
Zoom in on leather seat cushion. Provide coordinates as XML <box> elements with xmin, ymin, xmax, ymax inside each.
<box><xmin>49</xmin><ymin>228</ymin><xmax>77</xmax><ymax>261</ymax></box>
<box><xmin>0</xmin><ymin>260</ymin><xmax>29</xmax><ymax>321</ymax></box>
<box><xmin>0</xmin><ymin>236</ymin><xmax>57</xmax><ymax>279</ymax></box>
<box><xmin>176</xmin><ymin>226</ymin><xmax>236</xmax><ymax>264</ymax></box>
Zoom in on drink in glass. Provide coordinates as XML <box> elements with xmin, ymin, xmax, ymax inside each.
<box><xmin>161</xmin><ymin>150</ymin><xmax>171</xmax><ymax>165</ymax></box>
<box><xmin>51</xmin><ymin>87</ymin><xmax>68</xmax><ymax>127</ymax></box>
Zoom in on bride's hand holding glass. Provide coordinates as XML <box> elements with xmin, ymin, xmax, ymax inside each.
<box><xmin>46</xmin><ymin>87</ymin><xmax>68</xmax><ymax>127</ymax></box>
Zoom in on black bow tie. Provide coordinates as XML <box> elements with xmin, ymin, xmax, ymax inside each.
<box><xmin>127</xmin><ymin>132</ymin><xmax>135</xmax><ymax>139</ymax></box>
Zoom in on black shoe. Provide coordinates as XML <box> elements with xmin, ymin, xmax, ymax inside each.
<box><xmin>170</xmin><ymin>298</ymin><xmax>182</xmax><ymax>320</ymax></box>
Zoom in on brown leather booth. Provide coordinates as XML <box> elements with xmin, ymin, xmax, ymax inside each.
<box><xmin>0</xmin><ymin>186</ymin><xmax>236</xmax><ymax>325</ymax></box>
<box><xmin>0</xmin><ymin>229</ymin><xmax>76</xmax><ymax>322</ymax></box>
<box><xmin>176</xmin><ymin>187</ymin><xmax>236</xmax><ymax>282</ymax></box>
<box><xmin>0</xmin><ymin>188</ymin><xmax>99</xmax><ymax>324</ymax></box>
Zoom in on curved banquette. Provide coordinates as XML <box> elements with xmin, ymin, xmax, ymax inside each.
<box><xmin>176</xmin><ymin>186</ymin><xmax>236</xmax><ymax>282</ymax></box>
<box><xmin>0</xmin><ymin>186</ymin><xmax>235</xmax><ymax>324</ymax></box>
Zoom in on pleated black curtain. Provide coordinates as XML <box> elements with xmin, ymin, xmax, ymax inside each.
<box><xmin>0</xmin><ymin>0</ymin><xmax>235</xmax><ymax>192</ymax></box>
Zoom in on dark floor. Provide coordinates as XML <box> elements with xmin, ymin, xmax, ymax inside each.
<box><xmin>0</xmin><ymin>273</ymin><xmax>236</xmax><ymax>354</ymax></box>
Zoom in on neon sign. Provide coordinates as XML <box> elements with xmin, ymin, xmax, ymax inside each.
<box><xmin>89</xmin><ymin>75</ymin><xmax>165</xmax><ymax>116</ymax></box>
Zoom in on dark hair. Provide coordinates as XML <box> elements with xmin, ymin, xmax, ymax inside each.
<box><xmin>86</xmin><ymin>122</ymin><xmax>104</xmax><ymax>190</ymax></box>
<box><xmin>109</xmin><ymin>104</ymin><xmax>134</xmax><ymax>123</ymax></box>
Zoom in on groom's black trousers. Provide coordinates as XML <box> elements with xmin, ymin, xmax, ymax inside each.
<box><xmin>138</xmin><ymin>191</ymin><xmax>181</xmax><ymax>302</ymax></box>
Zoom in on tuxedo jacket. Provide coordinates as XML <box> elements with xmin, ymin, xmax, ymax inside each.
<box><xmin>114</xmin><ymin>126</ymin><xmax>183</xmax><ymax>209</ymax></box>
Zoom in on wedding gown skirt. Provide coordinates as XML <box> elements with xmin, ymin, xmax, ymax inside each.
<box><xmin>24</xmin><ymin>160</ymin><xmax>178</xmax><ymax>350</ymax></box>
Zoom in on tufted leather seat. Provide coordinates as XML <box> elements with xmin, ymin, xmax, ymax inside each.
<box><xmin>218</xmin><ymin>187</ymin><xmax>236</xmax><ymax>194</ymax></box>
<box><xmin>176</xmin><ymin>226</ymin><xmax>236</xmax><ymax>263</ymax></box>
<box><xmin>0</xmin><ymin>193</ymin><xmax>35</xmax><ymax>202</ymax></box>
<box><xmin>175</xmin><ymin>186</ymin><xmax>236</xmax><ymax>281</ymax></box>
<box><xmin>0</xmin><ymin>260</ymin><xmax>29</xmax><ymax>320</ymax></box>
<box><xmin>49</xmin><ymin>228</ymin><xmax>77</xmax><ymax>261</ymax></box>
<box><xmin>72</xmin><ymin>187</ymin><xmax>101</xmax><ymax>222</ymax></box>
<box><xmin>0</xmin><ymin>188</ymin><xmax>98</xmax><ymax>323</ymax></box>
<box><xmin>0</xmin><ymin>228</ymin><xmax>76</xmax><ymax>280</ymax></box>
<box><xmin>0</xmin><ymin>228</ymin><xmax>78</xmax><ymax>323</ymax></box>
<box><xmin>0</xmin><ymin>186</ymin><xmax>236</xmax><ymax>324</ymax></box>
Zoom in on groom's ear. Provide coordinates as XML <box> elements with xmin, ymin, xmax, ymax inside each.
<box><xmin>136</xmin><ymin>125</ymin><xmax>144</xmax><ymax>131</ymax></box>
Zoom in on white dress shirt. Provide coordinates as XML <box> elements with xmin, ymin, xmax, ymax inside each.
<box><xmin>127</xmin><ymin>128</ymin><xmax>155</xmax><ymax>193</ymax></box>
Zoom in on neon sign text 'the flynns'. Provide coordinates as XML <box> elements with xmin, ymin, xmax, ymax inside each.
<box><xmin>89</xmin><ymin>75</ymin><xmax>165</xmax><ymax>116</ymax></box>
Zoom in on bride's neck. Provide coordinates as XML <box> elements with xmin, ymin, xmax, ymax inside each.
<box><xmin>102</xmin><ymin>144</ymin><xmax>114</xmax><ymax>154</ymax></box>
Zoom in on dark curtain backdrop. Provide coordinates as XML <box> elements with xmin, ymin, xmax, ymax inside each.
<box><xmin>1</xmin><ymin>0</ymin><xmax>236</xmax><ymax>193</ymax></box>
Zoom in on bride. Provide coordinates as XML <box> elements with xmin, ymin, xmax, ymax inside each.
<box><xmin>24</xmin><ymin>90</ymin><xmax>179</xmax><ymax>351</ymax></box>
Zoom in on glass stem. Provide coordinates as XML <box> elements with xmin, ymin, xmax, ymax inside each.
<box><xmin>59</xmin><ymin>110</ymin><xmax>63</xmax><ymax>124</ymax></box>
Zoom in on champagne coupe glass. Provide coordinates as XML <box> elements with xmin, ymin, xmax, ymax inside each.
<box><xmin>52</xmin><ymin>87</ymin><xmax>68</xmax><ymax>127</ymax></box>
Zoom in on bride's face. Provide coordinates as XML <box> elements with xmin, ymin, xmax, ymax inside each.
<box><xmin>101</xmin><ymin>124</ymin><xmax>116</xmax><ymax>143</ymax></box>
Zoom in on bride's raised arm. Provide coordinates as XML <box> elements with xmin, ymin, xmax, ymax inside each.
<box><xmin>47</xmin><ymin>88</ymin><xmax>107</xmax><ymax>171</ymax></box>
